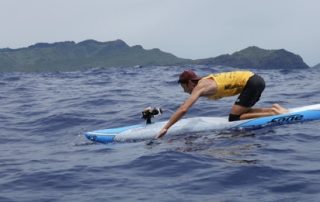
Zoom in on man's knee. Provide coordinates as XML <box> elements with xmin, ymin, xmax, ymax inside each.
<box><xmin>229</xmin><ymin>114</ymin><xmax>241</xmax><ymax>122</ymax></box>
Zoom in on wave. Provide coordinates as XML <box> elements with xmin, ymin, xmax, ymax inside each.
<box><xmin>1</xmin><ymin>66</ymin><xmax>320</xmax><ymax>201</ymax></box>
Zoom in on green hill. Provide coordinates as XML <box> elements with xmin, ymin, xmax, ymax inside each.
<box><xmin>0</xmin><ymin>40</ymin><xmax>311</xmax><ymax>72</ymax></box>
<box><xmin>194</xmin><ymin>46</ymin><xmax>309</xmax><ymax>69</ymax></box>
<box><xmin>0</xmin><ymin>39</ymin><xmax>190</xmax><ymax>72</ymax></box>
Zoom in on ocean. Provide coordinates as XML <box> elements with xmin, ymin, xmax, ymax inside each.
<box><xmin>1</xmin><ymin>65</ymin><xmax>320</xmax><ymax>202</ymax></box>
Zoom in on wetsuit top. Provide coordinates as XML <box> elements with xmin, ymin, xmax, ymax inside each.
<box><xmin>201</xmin><ymin>71</ymin><xmax>254</xmax><ymax>100</ymax></box>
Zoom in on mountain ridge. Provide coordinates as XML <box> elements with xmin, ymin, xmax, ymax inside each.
<box><xmin>0</xmin><ymin>40</ymin><xmax>311</xmax><ymax>72</ymax></box>
<box><xmin>193</xmin><ymin>46</ymin><xmax>309</xmax><ymax>69</ymax></box>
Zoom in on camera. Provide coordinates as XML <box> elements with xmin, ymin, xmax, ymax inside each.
<box><xmin>142</xmin><ymin>107</ymin><xmax>163</xmax><ymax>124</ymax></box>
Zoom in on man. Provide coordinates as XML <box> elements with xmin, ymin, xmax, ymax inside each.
<box><xmin>156</xmin><ymin>70</ymin><xmax>288</xmax><ymax>138</ymax></box>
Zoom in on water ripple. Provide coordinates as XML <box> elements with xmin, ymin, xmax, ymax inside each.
<box><xmin>1</xmin><ymin>66</ymin><xmax>320</xmax><ymax>201</ymax></box>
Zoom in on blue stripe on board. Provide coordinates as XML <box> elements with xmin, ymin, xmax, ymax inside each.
<box><xmin>85</xmin><ymin>133</ymin><xmax>115</xmax><ymax>143</ymax></box>
<box><xmin>234</xmin><ymin>110</ymin><xmax>320</xmax><ymax>130</ymax></box>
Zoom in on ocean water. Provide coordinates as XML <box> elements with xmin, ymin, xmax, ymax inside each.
<box><xmin>0</xmin><ymin>65</ymin><xmax>320</xmax><ymax>202</ymax></box>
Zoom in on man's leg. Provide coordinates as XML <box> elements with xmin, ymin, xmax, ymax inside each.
<box><xmin>230</xmin><ymin>104</ymin><xmax>288</xmax><ymax>120</ymax></box>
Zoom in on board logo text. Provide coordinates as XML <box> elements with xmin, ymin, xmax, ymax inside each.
<box><xmin>269</xmin><ymin>114</ymin><xmax>303</xmax><ymax>124</ymax></box>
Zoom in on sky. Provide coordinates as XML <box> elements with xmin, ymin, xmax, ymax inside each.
<box><xmin>0</xmin><ymin>0</ymin><xmax>319</xmax><ymax>66</ymax></box>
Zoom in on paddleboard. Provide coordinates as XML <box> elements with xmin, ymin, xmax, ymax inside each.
<box><xmin>85</xmin><ymin>104</ymin><xmax>320</xmax><ymax>144</ymax></box>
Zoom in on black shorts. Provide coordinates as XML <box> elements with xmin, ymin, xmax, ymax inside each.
<box><xmin>234</xmin><ymin>74</ymin><xmax>265</xmax><ymax>107</ymax></box>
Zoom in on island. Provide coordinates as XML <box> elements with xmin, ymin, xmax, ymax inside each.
<box><xmin>0</xmin><ymin>39</ymin><xmax>311</xmax><ymax>72</ymax></box>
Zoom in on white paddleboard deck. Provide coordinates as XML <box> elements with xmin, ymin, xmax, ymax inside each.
<box><xmin>85</xmin><ymin>104</ymin><xmax>320</xmax><ymax>144</ymax></box>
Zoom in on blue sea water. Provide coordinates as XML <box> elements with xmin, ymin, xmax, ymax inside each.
<box><xmin>0</xmin><ymin>65</ymin><xmax>320</xmax><ymax>202</ymax></box>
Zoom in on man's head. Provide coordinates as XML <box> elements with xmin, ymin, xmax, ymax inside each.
<box><xmin>178</xmin><ymin>70</ymin><xmax>201</xmax><ymax>94</ymax></box>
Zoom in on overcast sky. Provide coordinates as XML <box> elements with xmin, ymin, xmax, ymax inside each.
<box><xmin>0</xmin><ymin>0</ymin><xmax>319</xmax><ymax>66</ymax></box>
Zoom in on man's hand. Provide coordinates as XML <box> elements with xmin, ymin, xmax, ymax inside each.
<box><xmin>156</xmin><ymin>128</ymin><xmax>168</xmax><ymax>139</ymax></box>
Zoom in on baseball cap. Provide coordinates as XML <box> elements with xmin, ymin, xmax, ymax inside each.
<box><xmin>178</xmin><ymin>70</ymin><xmax>201</xmax><ymax>83</ymax></box>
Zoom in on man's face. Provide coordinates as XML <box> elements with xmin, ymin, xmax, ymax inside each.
<box><xmin>180</xmin><ymin>81</ymin><xmax>193</xmax><ymax>94</ymax></box>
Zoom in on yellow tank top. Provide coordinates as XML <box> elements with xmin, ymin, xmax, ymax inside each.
<box><xmin>202</xmin><ymin>71</ymin><xmax>254</xmax><ymax>100</ymax></box>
